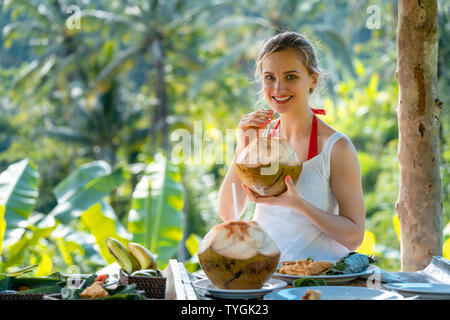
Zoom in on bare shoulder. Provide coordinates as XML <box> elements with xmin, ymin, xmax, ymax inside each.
<box><xmin>317</xmin><ymin>119</ymin><xmax>337</xmax><ymax>149</ymax></box>
<box><xmin>330</xmin><ymin>134</ymin><xmax>360</xmax><ymax>174</ymax></box>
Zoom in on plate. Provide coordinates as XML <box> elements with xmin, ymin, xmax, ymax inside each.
<box><xmin>263</xmin><ymin>286</ymin><xmax>404</xmax><ymax>300</ymax></box>
<box><xmin>383</xmin><ymin>283</ymin><xmax>450</xmax><ymax>300</ymax></box>
<box><xmin>192</xmin><ymin>269</ymin><xmax>207</xmax><ymax>280</ymax></box>
<box><xmin>272</xmin><ymin>269</ymin><xmax>374</xmax><ymax>285</ymax></box>
<box><xmin>192</xmin><ymin>278</ymin><xmax>287</xmax><ymax>299</ymax></box>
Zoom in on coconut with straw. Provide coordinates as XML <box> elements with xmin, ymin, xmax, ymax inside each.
<box><xmin>197</xmin><ymin>183</ymin><xmax>280</xmax><ymax>289</ymax></box>
<box><xmin>235</xmin><ymin>115</ymin><xmax>303</xmax><ymax>197</ymax></box>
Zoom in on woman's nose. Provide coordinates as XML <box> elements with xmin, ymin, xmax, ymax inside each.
<box><xmin>274</xmin><ymin>80</ymin><xmax>285</xmax><ymax>93</ymax></box>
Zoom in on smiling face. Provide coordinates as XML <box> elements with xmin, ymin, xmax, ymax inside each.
<box><xmin>261</xmin><ymin>48</ymin><xmax>318</xmax><ymax>114</ymax></box>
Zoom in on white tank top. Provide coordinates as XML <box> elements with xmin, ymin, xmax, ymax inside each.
<box><xmin>253</xmin><ymin>131</ymin><xmax>351</xmax><ymax>264</ymax></box>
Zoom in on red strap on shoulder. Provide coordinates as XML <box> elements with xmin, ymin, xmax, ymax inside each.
<box><xmin>307</xmin><ymin>114</ymin><xmax>318</xmax><ymax>160</ymax></box>
<box><xmin>268</xmin><ymin>108</ymin><xmax>326</xmax><ymax>151</ymax></box>
<box><xmin>311</xmin><ymin>108</ymin><xmax>326</xmax><ymax>115</ymax></box>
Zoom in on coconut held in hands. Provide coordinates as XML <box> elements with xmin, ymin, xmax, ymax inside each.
<box><xmin>235</xmin><ymin>137</ymin><xmax>302</xmax><ymax>196</ymax></box>
<box><xmin>197</xmin><ymin>220</ymin><xmax>280</xmax><ymax>290</ymax></box>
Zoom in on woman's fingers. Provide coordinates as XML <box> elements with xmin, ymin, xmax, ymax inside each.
<box><xmin>243</xmin><ymin>185</ymin><xmax>257</xmax><ymax>202</ymax></box>
<box><xmin>240</xmin><ymin>118</ymin><xmax>268</xmax><ymax>129</ymax></box>
<box><xmin>239</xmin><ymin>110</ymin><xmax>274</xmax><ymax>130</ymax></box>
<box><xmin>253</xmin><ymin>109</ymin><xmax>274</xmax><ymax>118</ymax></box>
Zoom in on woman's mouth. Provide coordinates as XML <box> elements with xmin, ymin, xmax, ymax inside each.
<box><xmin>272</xmin><ymin>96</ymin><xmax>293</xmax><ymax>104</ymax></box>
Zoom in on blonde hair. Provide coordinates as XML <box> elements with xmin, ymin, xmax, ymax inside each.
<box><xmin>253</xmin><ymin>31</ymin><xmax>326</xmax><ymax>107</ymax></box>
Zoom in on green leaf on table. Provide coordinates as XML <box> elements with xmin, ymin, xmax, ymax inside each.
<box><xmin>326</xmin><ymin>252</ymin><xmax>375</xmax><ymax>275</ymax></box>
<box><xmin>293</xmin><ymin>278</ymin><xmax>327</xmax><ymax>287</ymax></box>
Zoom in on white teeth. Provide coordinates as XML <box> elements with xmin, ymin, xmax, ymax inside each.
<box><xmin>274</xmin><ymin>96</ymin><xmax>292</xmax><ymax>102</ymax></box>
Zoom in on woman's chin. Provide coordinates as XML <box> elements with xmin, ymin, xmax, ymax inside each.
<box><xmin>269</xmin><ymin>104</ymin><xmax>289</xmax><ymax>113</ymax></box>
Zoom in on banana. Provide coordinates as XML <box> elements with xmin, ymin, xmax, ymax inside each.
<box><xmin>127</xmin><ymin>242</ymin><xmax>158</xmax><ymax>270</ymax></box>
<box><xmin>106</xmin><ymin>237</ymin><xmax>141</xmax><ymax>274</ymax></box>
<box><xmin>131</xmin><ymin>269</ymin><xmax>159</xmax><ymax>277</ymax></box>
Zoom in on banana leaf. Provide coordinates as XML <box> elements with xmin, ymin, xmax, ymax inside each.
<box><xmin>0</xmin><ymin>159</ymin><xmax>39</xmax><ymax>229</ymax></box>
<box><xmin>128</xmin><ymin>153</ymin><xmax>185</xmax><ymax>267</ymax></box>
<box><xmin>80</xmin><ymin>203</ymin><xmax>130</xmax><ymax>264</ymax></box>
<box><xmin>0</xmin><ymin>274</ymin><xmax>65</xmax><ymax>293</ymax></box>
<box><xmin>51</xmin><ymin>224</ymin><xmax>105</xmax><ymax>266</ymax></box>
<box><xmin>62</xmin><ymin>279</ymin><xmax>145</xmax><ymax>300</ymax></box>
<box><xmin>48</xmin><ymin>161</ymin><xmax>129</xmax><ymax>225</ymax></box>
<box><xmin>0</xmin><ymin>204</ymin><xmax>5</xmax><ymax>255</ymax></box>
<box><xmin>325</xmin><ymin>252</ymin><xmax>376</xmax><ymax>275</ymax></box>
<box><xmin>2</xmin><ymin>213</ymin><xmax>57</xmax><ymax>271</ymax></box>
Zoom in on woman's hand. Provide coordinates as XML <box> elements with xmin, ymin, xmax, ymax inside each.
<box><xmin>242</xmin><ymin>175</ymin><xmax>303</xmax><ymax>211</ymax></box>
<box><xmin>237</xmin><ymin>108</ymin><xmax>274</xmax><ymax>149</ymax></box>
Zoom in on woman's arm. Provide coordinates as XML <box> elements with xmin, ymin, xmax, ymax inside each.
<box><xmin>293</xmin><ymin>137</ymin><xmax>366</xmax><ymax>250</ymax></box>
<box><xmin>218</xmin><ymin>147</ymin><xmax>248</xmax><ymax>222</ymax></box>
<box><xmin>219</xmin><ymin>111</ymin><xmax>274</xmax><ymax>222</ymax></box>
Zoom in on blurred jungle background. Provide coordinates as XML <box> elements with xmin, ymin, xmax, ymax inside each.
<box><xmin>0</xmin><ymin>0</ymin><xmax>448</xmax><ymax>275</ymax></box>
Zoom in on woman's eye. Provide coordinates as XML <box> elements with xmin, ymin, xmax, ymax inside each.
<box><xmin>264</xmin><ymin>75</ymin><xmax>274</xmax><ymax>80</ymax></box>
<box><xmin>286</xmin><ymin>74</ymin><xmax>297</xmax><ymax>80</ymax></box>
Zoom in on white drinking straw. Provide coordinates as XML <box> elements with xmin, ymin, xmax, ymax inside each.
<box><xmin>231</xmin><ymin>183</ymin><xmax>239</xmax><ymax>221</ymax></box>
<box><xmin>264</xmin><ymin>123</ymin><xmax>270</xmax><ymax>138</ymax></box>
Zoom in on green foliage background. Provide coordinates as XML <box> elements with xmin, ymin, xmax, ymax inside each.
<box><xmin>0</xmin><ymin>0</ymin><xmax>448</xmax><ymax>274</ymax></box>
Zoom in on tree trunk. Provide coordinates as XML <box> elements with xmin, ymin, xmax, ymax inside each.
<box><xmin>150</xmin><ymin>39</ymin><xmax>170</xmax><ymax>155</ymax></box>
<box><xmin>396</xmin><ymin>0</ymin><xmax>443</xmax><ymax>271</ymax></box>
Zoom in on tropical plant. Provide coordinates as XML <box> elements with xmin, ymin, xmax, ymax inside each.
<box><xmin>2</xmin><ymin>0</ymin><xmax>98</xmax><ymax>101</ymax></box>
<box><xmin>79</xmin><ymin>0</ymin><xmax>230</xmax><ymax>154</ymax></box>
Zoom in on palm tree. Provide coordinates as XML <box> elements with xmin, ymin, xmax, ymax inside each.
<box><xmin>80</xmin><ymin>0</ymin><xmax>230</xmax><ymax>155</ymax></box>
<box><xmin>2</xmin><ymin>0</ymin><xmax>150</xmax><ymax>168</ymax></box>
<box><xmin>2</xmin><ymin>0</ymin><xmax>98</xmax><ymax>101</ymax></box>
<box><xmin>189</xmin><ymin>0</ymin><xmax>356</xmax><ymax>111</ymax></box>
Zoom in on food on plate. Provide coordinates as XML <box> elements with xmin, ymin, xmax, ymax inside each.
<box><xmin>325</xmin><ymin>252</ymin><xmax>375</xmax><ymax>275</ymax></box>
<box><xmin>94</xmin><ymin>274</ymin><xmax>107</xmax><ymax>282</ymax></box>
<box><xmin>279</xmin><ymin>259</ymin><xmax>333</xmax><ymax>276</ymax></box>
<box><xmin>16</xmin><ymin>286</ymin><xmax>30</xmax><ymax>292</ymax></box>
<box><xmin>80</xmin><ymin>281</ymin><xmax>109</xmax><ymax>299</ymax></box>
<box><xmin>106</xmin><ymin>237</ymin><xmax>160</xmax><ymax>275</ymax></box>
<box><xmin>301</xmin><ymin>289</ymin><xmax>322</xmax><ymax>300</ymax></box>
<box><xmin>127</xmin><ymin>242</ymin><xmax>158</xmax><ymax>270</ymax></box>
<box><xmin>61</xmin><ymin>273</ymin><xmax>146</xmax><ymax>300</ymax></box>
<box><xmin>235</xmin><ymin>137</ymin><xmax>302</xmax><ymax>196</ymax></box>
<box><xmin>293</xmin><ymin>278</ymin><xmax>327</xmax><ymax>287</ymax></box>
<box><xmin>197</xmin><ymin>220</ymin><xmax>280</xmax><ymax>290</ymax></box>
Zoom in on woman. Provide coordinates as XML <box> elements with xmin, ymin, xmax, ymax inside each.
<box><xmin>218</xmin><ymin>31</ymin><xmax>366</xmax><ymax>263</ymax></box>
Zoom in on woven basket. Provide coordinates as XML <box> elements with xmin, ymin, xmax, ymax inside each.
<box><xmin>119</xmin><ymin>269</ymin><xmax>166</xmax><ymax>299</ymax></box>
<box><xmin>0</xmin><ymin>292</ymin><xmax>45</xmax><ymax>300</ymax></box>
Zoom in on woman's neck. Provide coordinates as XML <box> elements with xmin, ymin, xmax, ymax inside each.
<box><xmin>279</xmin><ymin>105</ymin><xmax>315</xmax><ymax>141</ymax></box>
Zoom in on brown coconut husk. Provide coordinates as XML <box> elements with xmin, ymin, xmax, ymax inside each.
<box><xmin>235</xmin><ymin>137</ymin><xmax>302</xmax><ymax>196</ymax></box>
<box><xmin>197</xmin><ymin>220</ymin><xmax>280</xmax><ymax>290</ymax></box>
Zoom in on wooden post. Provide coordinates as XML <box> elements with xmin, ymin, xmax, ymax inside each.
<box><xmin>396</xmin><ymin>0</ymin><xmax>443</xmax><ymax>271</ymax></box>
